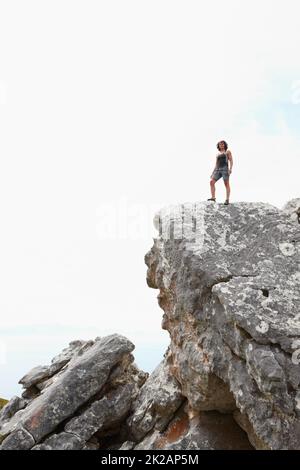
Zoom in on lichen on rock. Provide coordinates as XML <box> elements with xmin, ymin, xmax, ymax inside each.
<box><xmin>144</xmin><ymin>199</ymin><xmax>300</xmax><ymax>449</ymax></box>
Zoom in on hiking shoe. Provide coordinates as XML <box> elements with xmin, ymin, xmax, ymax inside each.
<box><xmin>207</xmin><ymin>198</ymin><xmax>216</xmax><ymax>202</ymax></box>
<box><xmin>224</xmin><ymin>199</ymin><xmax>229</xmax><ymax>205</ymax></box>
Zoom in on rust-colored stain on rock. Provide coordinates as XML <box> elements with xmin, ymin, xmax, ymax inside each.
<box><xmin>26</xmin><ymin>406</ymin><xmax>44</xmax><ymax>431</ymax></box>
<box><xmin>155</xmin><ymin>413</ymin><xmax>190</xmax><ymax>449</ymax></box>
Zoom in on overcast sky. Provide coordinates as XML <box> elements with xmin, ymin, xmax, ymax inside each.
<box><xmin>0</xmin><ymin>0</ymin><xmax>300</xmax><ymax>398</ymax></box>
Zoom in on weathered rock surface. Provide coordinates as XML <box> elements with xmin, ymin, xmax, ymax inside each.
<box><xmin>126</xmin><ymin>353</ymin><xmax>184</xmax><ymax>441</ymax></box>
<box><xmin>282</xmin><ymin>197</ymin><xmax>300</xmax><ymax>224</ymax></box>
<box><xmin>0</xmin><ymin>334</ymin><xmax>148</xmax><ymax>450</ymax></box>
<box><xmin>1</xmin><ymin>198</ymin><xmax>300</xmax><ymax>450</ymax></box>
<box><xmin>134</xmin><ymin>403</ymin><xmax>253</xmax><ymax>450</ymax></box>
<box><xmin>145</xmin><ymin>200</ymin><xmax>300</xmax><ymax>449</ymax></box>
<box><xmin>0</xmin><ymin>396</ymin><xmax>26</xmax><ymax>428</ymax></box>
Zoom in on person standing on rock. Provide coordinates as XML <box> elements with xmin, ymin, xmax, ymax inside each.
<box><xmin>208</xmin><ymin>140</ymin><xmax>233</xmax><ymax>205</ymax></box>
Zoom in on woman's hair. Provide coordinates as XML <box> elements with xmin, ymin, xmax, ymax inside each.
<box><xmin>217</xmin><ymin>140</ymin><xmax>228</xmax><ymax>151</ymax></box>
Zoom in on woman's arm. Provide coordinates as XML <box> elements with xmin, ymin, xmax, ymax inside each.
<box><xmin>227</xmin><ymin>150</ymin><xmax>233</xmax><ymax>173</ymax></box>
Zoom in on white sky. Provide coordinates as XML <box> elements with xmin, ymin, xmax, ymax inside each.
<box><xmin>0</xmin><ymin>0</ymin><xmax>300</xmax><ymax>397</ymax></box>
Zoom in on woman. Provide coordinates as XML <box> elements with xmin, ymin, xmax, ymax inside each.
<box><xmin>207</xmin><ymin>140</ymin><xmax>233</xmax><ymax>205</ymax></box>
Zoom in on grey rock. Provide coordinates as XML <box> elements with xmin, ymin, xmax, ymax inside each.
<box><xmin>32</xmin><ymin>432</ymin><xmax>84</xmax><ymax>450</ymax></box>
<box><xmin>82</xmin><ymin>441</ymin><xmax>100</xmax><ymax>450</ymax></box>
<box><xmin>164</xmin><ymin>411</ymin><xmax>253</xmax><ymax>450</ymax></box>
<box><xmin>49</xmin><ymin>339</ymin><xmax>94</xmax><ymax>375</ymax></box>
<box><xmin>145</xmin><ymin>199</ymin><xmax>300</xmax><ymax>449</ymax></box>
<box><xmin>21</xmin><ymin>386</ymin><xmax>40</xmax><ymax>400</ymax></box>
<box><xmin>0</xmin><ymin>427</ymin><xmax>35</xmax><ymax>450</ymax></box>
<box><xmin>119</xmin><ymin>440</ymin><xmax>135</xmax><ymax>450</ymax></box>
<box><xmin>233</xmin><ymin>410</ymin><xmax>268</xmax><ymax>449</ymax></box>
<box><xmin>34</xmin><ymin>342</ymin><xmax>96</xmax><ymax>392</ymax></box>
<box><xmin>65</xmin><ymin>384</ymin><xmax>133</xmax><ymax>441</ymax></box>
<box><xmin>18</xmin><ymin>340</ymin><xmax>95</xmax><ymax>393</ymax></box>
<box><xmin>33</xmin><ymin>342</ymin><xmax>95</xmax><ymax>393</ymax></box>
<box><xmin>282</xmin><ymin>198</ymin><xmax>300</xmax><ymax>224</ymax></box>
<box><xmin>0</xmin><ymin>407</ymin><xmax>28</xmax><ymax>438</ymax></box>
<box><xmin>134</xmin><ymin>430</ymin><xmax>161</xmax><ymax>450</ymax></box>
<box><xmin>105</xmin><ymin>353</ymin><xmax>148</xmax><ymax>394</ymax></box>
<box><xmin>135</xmin><ymin>404</ymin><xmax>252</xmax><ymax>450</ymax></box>
<box><xmin>0</xmin><ymin>396</ymin><xmax>26</xmax><ymax>426</ymax></box>
<box><xmin>126</xmin><ymin>355</ymin><xmax>184</xmax><ymax>441</ymax></box>
<box><xmin>19</xmin><ymin>366</ymin><xmax>51</xmax><ymax>389</ymax></box>
<box><xmin>0</xmin><ymin>334</ymin><xmax>135</xmax><ymax>449</ymax></box>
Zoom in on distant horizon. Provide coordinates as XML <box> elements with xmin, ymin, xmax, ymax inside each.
<box><xmin>0</xmin><ymin>323</ymin><xmax>170</xmax><ymax>398</ymax></box>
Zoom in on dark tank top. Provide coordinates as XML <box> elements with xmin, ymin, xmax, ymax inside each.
<box><xmin>217</xmin><ymin>151</ymin><xmax>228</xmax><ymax>169</ymax></box>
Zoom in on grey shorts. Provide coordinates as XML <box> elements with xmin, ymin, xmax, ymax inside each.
<box><xmin>211</xmin><ymin>167</ymin><xmax>229</xmax><ymax>181</ymax></box>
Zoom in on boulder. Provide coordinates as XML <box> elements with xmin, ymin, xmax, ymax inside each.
<box><xmin>145</xmin><ymin>199</ymin><xmax>300</xmax><ymax>449</ymax></box>
<box><xmin>0</xmin><ymin>334</ymin><xmax>145</xmax><ymax>450</ymax></box>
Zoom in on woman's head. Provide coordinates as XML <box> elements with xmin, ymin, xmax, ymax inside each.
<box><xmin>217</xmin><ymin>140</ymin><xmax>228</xmax><ymax>151</ymax></box>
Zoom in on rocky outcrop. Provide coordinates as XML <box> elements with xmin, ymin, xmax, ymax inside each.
<box><xmin>126</xmin><ymin>353</ymin><xmax>184</xmax><ymax>441</ymax></box>
<box><xmin>124</xmin><ymin>358</ymin><xmax>251</xmax><ymax>450</ymax></box>
<box><xmin>282</xmin><ymin>198</ymin><xmax>300</xmax><ymax>224</ymax></box>
<box><xmin>1</xmin><ymin>198</ymin><xmax>300</xmax><ymax>450</ymax></box>
<box><xmin>145</xmin><ymin>200</ymin><xmax>300</xmax><ymax>450</ymax></box>
<box><xmin>0</xmin><ymin>335</ymin><xmax>148</xmax><ymax>449</ymax></box>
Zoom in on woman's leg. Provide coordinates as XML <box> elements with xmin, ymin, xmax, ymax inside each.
<box><xmin>224</xmin><ymin>178</ymin><xmax>230</xmax><ymax>200</ymax></box>
<box><xmin>210</xmin><ymin>178</ymin><xmax>217</xmax><ymax>198</ymax></box>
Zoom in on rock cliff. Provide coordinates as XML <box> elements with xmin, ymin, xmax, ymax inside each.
<box><xmin>1</xmin><ymin>198</ymin><xmax>300</xmax><ymax>450</ymax></box>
